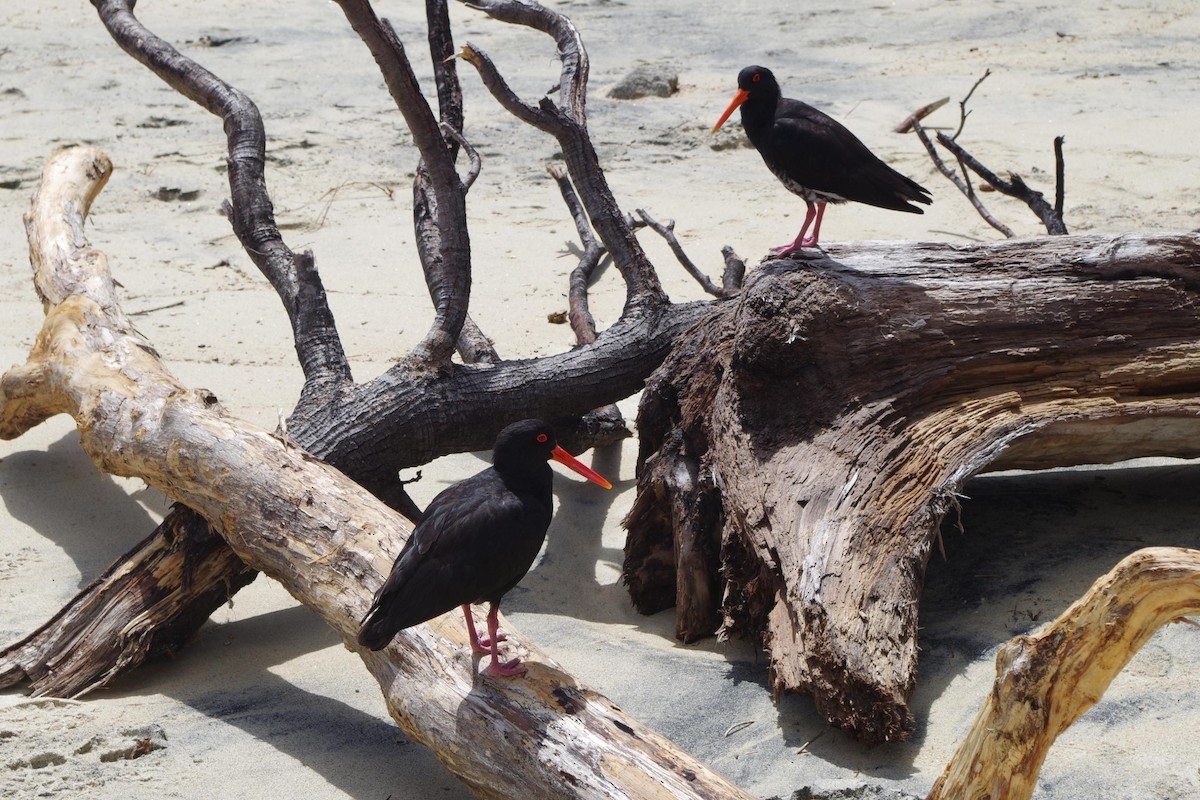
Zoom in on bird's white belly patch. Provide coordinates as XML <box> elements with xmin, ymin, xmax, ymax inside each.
<box><xmin>770</xmin><ymin>165</ymin><xmax>847</xmax><ymax>205</ymax></box>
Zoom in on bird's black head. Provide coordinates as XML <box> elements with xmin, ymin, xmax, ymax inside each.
<box><xmin>491</xmin><ymin>419</ymin><xmax>612</xmax><ymax>489</ymax></box>
<box><xmin>493</xmin><ymin>419</ymin><xmax>558</xmax><ymax>468</ymax></box>
<box><xmin>737</xmin><ymin>65</ymin><xmax>779</xmax><ymax>97</ymax></box>
<box><xmin>714</xmin><ymin>66</ymin><xmax>782</xmax><ymax>133</ymax></box>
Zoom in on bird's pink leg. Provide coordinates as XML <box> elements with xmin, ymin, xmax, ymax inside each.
<box><xmin>805</xmin><ymin>202</ymin><xmax>827</xmax><ymax>247</ymax></box>
<box><xmin>770</xmin><ymin>201</ymin><xmax>826</xmax><ymax>255</ymax></box>
<box><xmin>461</xmin><ymin>604</ymin><xmax>503</xmax><ymax>655</ymax></box>
<box><xmin>483</xmin><ymin>603</ymin><xmax>525</xmax><ymax>677</ymax></box>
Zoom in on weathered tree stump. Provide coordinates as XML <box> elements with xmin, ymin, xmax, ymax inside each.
<box><xmin>624</xmin><ymin>234</ymin><xmax>1200</xmax><ymax>741</ymax></box>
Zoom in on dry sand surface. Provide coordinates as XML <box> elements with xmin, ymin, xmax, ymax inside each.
<box><xmin>3</xmin><ymin>1</ymin><xmax>1200</xmax><ymax>798</ymax></box>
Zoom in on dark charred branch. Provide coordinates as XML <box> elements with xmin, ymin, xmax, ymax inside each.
<box><xmin>720</xmin><ymin>246</ymin><xmax>747</xmax><ymax>294</ymax></box>
<box><xmin>635</xmin><ymin>209</ymin><xmax>733</xmax><ymax>298</ymax></box>
<box><xmin>1054</xmin><ymin>134</ymin><xmax>1066</xmax><ymax>220</ymax></box>
<box><xmin>422</xmin><ymin>0</ymin><xmax>495</xmax><ymax>365</ymax></box>
<box><xmin>936</xmin><ymin>132</ymin><xmax>1069</xmax><ymax>235</ymax></box>
<box><xmin>427</xmin><ymin>0</ymin><xmax>465</xmax><ymax>148</ymax></box>
<box><xmin>547</xmin><ymin>163</ymin><xmax>605</xmax><ymax>344</ymax></box>
<box><xmin>91</xmin><ymin>0</ymin><xmax>351</xmax><ymax>402</ymax></box>
<box><xmin>334</xmin><ymin>0</ymin><xmax>472</xmax><ymax>367</ymax></box>
<box><xmin>460</xmin><ymin>0</ymin><xmax>668</xmax><ymax>312</ymax></box>
<box><xmin>908</xmin><ymin>70</ymin><xmax>1068</xmax><ymax>237</ymax></box>
<box><xmin>546</xmin><ymin>163</ymin><xmax>630</xmax><ymax>449</ymax></box>
<box><xmin>910</xmin><ymin>117</ymin><xmax>1015</xmax><ymax>238</ymax></box>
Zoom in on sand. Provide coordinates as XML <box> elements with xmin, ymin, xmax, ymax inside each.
<box><xmin>2</xmin><ymin>1</ymin><xmax>1199</xmax><ymax>798</ymax></box>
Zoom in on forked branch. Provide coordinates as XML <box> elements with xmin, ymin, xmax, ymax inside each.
<box><xmin>334</xmin><ymin>0</ymin><xmax>472</xmax><ymax>367</ymax></box>
<box><xmin>904</xmin><ymin>70</ymin><xmax>1068</xmax><ymax>237</ymax></box>
<box><xmin>635</xmin><ymin>209</ymin><xmax>737</xmax><ymax>298</ymax></box>
<box><xmin>460</xmin><ymin>0</ymin><xmax>667</xmax><ymax>310</ymax></box>
<box><xmin>92</xmin><ymin>0</ymin><xmax>351</xmax><ymax>400</ymax></box>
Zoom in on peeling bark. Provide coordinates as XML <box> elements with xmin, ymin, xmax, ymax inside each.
<box><xmin>625</xmin><ymin>235</ymin><xmax>1200</xmax><ymax>741</ymax></box>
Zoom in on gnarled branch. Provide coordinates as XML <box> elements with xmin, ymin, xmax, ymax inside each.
<box><xmin>3</xmin><ymin>146</ymin><xmax>750</xmax><ymax>800</ymax></box>
<box><xmin>92</xmin><ymin>0</ymin><xmax>351</xmax><ymax>400</ymax></box>
<box><xmin>929</xmin><ymin>547</ymin><xmax>1200</xmax><ymax>800</ymax></box>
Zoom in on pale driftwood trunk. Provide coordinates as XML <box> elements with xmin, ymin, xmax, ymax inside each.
<box><xmin>927</xmin><ymin>546</ymin><xmax>1200</xmax><ymax>800</ymax></box>
<box><xmin>624</xmin><ymin>233</ymin><xmax>1200</xmax><ymax>742</ymax></box>
<box><xmin>2</xmin><ymin>146</ymin><xmax>752</xmax><ymax>800</ymax></box>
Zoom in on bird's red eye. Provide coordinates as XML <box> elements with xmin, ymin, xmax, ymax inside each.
<box><xmin>752</xmin><ymin>73</ymin><xmax>761</xmax><ymax>82</ymax></box>
<box><xmin>536</xmin><ymin>433</ymin><xmax>548</xmax><ymax>443</ymax></box>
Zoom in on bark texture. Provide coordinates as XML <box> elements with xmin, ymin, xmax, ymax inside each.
<box><xmin>624</xmin><ymin>234</ymin><xmax>1200</xmax><ymax>741</ymax></box>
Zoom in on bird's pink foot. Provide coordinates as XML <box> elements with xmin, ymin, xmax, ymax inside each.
<box><xmin>462</xmin><ymin>605</ymin><xmax>504</xmax><ymax>655</ymax></box>
<box><xmin>486</xmin><ymin>655</ymin><xmax>526</xmax><ymax>677</ymax></box>
<box><xmin>769</xmin><ymin>201</ymin><xmax>826</xmax><ymax>256</ymax></box>
<box><xmin>479</xmin><ymin>603</ymin><xmax>524</xmax><ymax>675</ymax></box>
<box><xmin>476</xmin><ymin>631</ymin><xmax>508</xmax><ymax>650</ymax></box>
<box><xmin>769</xmin><ymin>236</ymin><xmax>820</xmax><ymax>256</ymax></box>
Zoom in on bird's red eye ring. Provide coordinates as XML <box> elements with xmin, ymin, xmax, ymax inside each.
<box><xmin>752</xmin><ymin>73</ymin><xmax>761</xmax><ymax>82</ymax></box>
<box><xmin>536</xmin><ymin>433</ymin><xmax>549</xmax><ymax>443</ymax></box>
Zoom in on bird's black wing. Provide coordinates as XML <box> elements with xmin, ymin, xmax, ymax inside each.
<box><xmin>357</xmin><ymin>471</ymin><xmax>544</xmax><ymax>649</ymax></box>
<box><xmin>769</xmin><ymin>99</ymin><xmax>931</xmax><ymax>211</ymax></box>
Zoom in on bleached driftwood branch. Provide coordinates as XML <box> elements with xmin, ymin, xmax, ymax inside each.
<box><xmin>1</xmin><ymin>146</ymin><xmax>751</xmax><ymax>800</ymax></box>
<box><xmin>928</xmin><ymin>546</ymin><xmax>1200</xmax><ymax>800</ymax></box>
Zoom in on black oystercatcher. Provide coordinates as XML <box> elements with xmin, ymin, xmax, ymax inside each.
<box><xmin>713</xmin><ymin>65</ymin><xmax>931</xmax><ymax>254</ymax></box>
<box><xmin>357</xmin><ymin>419</ymin><xmax>612</xmax><ymax>676</ymax></box>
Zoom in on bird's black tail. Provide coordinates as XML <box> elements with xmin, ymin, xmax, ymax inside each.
<box><xmin>356</xmin><ymin>608</ymin><xmax>396</xmax><ymax>651</ymax></box>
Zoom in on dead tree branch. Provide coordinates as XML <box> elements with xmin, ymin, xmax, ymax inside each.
<box><xmin>4</xmin><ymin>146</ymin><xmax>750</xmax><ymax>800</ymax></box>
<box><xmin>334</xmin><ymin>0</ymin><xmax>472</xmax><ymax>367</ymax></box>
<box><xmin>545</xmin><ymin>163</ymin><xmax>630</xmax><ymax>445</ymax></box>
<box><xmin>720</xmin><ymin>246</ymin><xmax>747</xmax><ymax>294</ymax></box>
<box><xmin>936</xmin><ymin>131</ymin><xmax>1069</xmax><ymax>235</ymax></box>
<box><xmin>1054</xmin><ymin>134</ymin><xmax>1066</xmax><ymax>220</ymax></box>
<box><xmin>910</xmin><ymin>117</ymin><xmax>1014</xmax><ymax>238</ymax></box>
<box><xmin>460</xmin><ymin>0</ymin><xmax>668</xmax><ymax>311</ymax></box>
<box><xmin>547</xmin><ymin>164</ymin><xmax>605</xmax><ymax>345</ymax></box>
<box><xmin>92</xmin><ymin>0</ymin><xmax>351</xmax><ymax>403</ymax></box>
<box><xmin>636</xmin><ymin>209</ymin><xmax>735</xmax><ymax>298</ymax></box>
<box><xmin>905</xmin><ymin>70</ymin><xmax>1068</xmax><ymax>237</ymax></box>
<box><xmin>929</xmin><ymin>547</ymin><xmax>1200</xmax><ymax>800</ymax></box>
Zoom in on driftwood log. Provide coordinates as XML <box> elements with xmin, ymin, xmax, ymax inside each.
<box><xmin>928</xmin><ymin>546</ymin><xmax>1200</xmax><ymax>800</ymax></box>
<box><xmin>0</xmin><ymin>0</ymin><xmax>717</xmax><ymax>704</ymax></box>
<box><xmin>624</xmin><ymin>233</ymin><xmax>1200</xmax><ymax>742</ymax></box>
<box><xmin>1</xmin><ymin>145</ymin><xmax>752</xmax><ymax>800</ymax></box>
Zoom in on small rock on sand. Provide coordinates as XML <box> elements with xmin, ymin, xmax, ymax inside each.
<box><xmin>608</xmin><ymin>65</ymin><xmax>679</xmax><ymax>99</ymax></box>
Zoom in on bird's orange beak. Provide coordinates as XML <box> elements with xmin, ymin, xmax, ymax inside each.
<box><xmin>712</xmin><ymin>88</ymin><xmax>750</xmax><ymax>133</ymax></box>
<box><xmin>551</xmin><ymin>445</ymin><xmax>613</xmax><ymax>489</ymax></box>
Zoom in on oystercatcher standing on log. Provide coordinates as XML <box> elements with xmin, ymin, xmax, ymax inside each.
<box><xmin>713</xmin><ymin>65</ymin><xmax>931</xmax><ymax>254</ymax></box>
<box><xmin>357</xmin><ymin>419</ymin><xmax>612</xmax><ymax>676</ymax></box>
